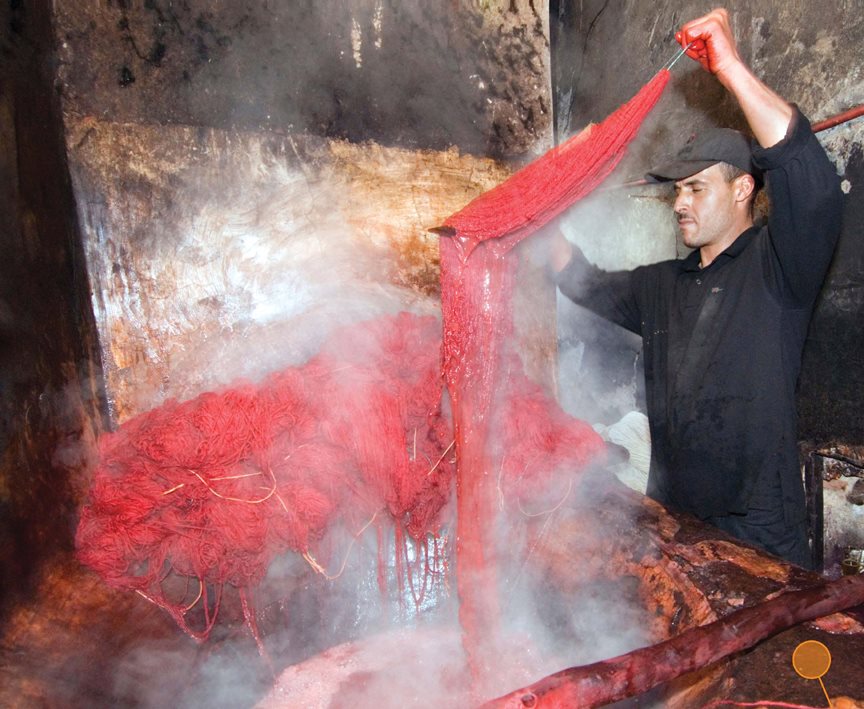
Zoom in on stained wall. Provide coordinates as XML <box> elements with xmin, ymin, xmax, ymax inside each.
<box><xmin>57</xmin><ymin>0</ymin><xmax>556</xmax><ymax>422</ymax></box>
<box><xmin>0</xmin><ymin>0</ymin><xmax>107</xmax><ymax>614</ymax></box>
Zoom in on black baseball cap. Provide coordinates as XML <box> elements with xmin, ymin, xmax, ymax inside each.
<box><xmin>645</xmin><ymin>127</ymin><xmax>763</xmax><ymax>186</ymax></box>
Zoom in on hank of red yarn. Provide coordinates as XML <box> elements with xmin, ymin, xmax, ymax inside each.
<box><xmin>439</xmin><ymin>70</ymin><xmax>670</xmax><ymax>687</ymax></box>
<box><xmin>77</xmin><ymin>308</ymin><xmax>607</xmax><ymax>642</ymax></box>
<box><xmin>442</xmin><ymin>69</ymin><xmax>670</xmax><ymax>260</ymax></box>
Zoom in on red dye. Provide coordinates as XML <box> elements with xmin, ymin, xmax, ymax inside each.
<box><xmin>440</xmin><ymin>71</ymin><xmax>670</xmax><ymax>688</ymax></box>
<box><xmin>77</xmin><ymin>304</ymin><xmax>604</xmax><ymax>646</ymax></box>
<box><xmin>442</xmin><ymin>69</ymin><xmax>670</xmax><ymax>261</ymax></box>
<box><xmin>440</xmin><ymin>236</ymin><xmax>516</xmax><ymax>679</ymax></box>
<box><xmin>497</xmin><ymin>361</ymin><xmax>603</xmax><ymax>503</ymax></box>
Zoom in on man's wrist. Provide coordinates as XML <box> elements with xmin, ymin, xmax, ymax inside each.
<box><xmin>715</xmin><ymin>58</ymin><xmax>752</xmax><ymax>94</ymax></box>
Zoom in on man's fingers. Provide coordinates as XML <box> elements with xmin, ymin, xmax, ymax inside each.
<box><xmin>675</xmin><ymin>8</ymin><xmax>741</xmax><ymax>76</ymax></box>
<box><xmin>679</xmin><ymin>21</ymin><xmax>712</xmax><ymax>49</ymax></box>
<box><xmin>686</xmin><ymin>39</ymin><xmax>707</xmax><ymax>61</ymax></box>
<box><xmin>676</xmin><ymin>26</ymin><xmax>711</xmax><ymax>70</ymax></box>
<box><xmin>550</xmin><ymin>236</ymin><xmax>573</xmax><ymax>275</ymax></box>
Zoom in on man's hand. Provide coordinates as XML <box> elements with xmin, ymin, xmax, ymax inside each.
<box><xmin>523</xmin><ymin>224</ymin><xmax>573</xmax><ymax>278</ymax></box>
<box><xmin>548</xmin><ymin>229</ymin><xmax>574</xmax><ymax>275</ymax></box>
<box><xmin>542</xmin><ymin>226</ymin><xmax>574</xmax><ymax>276</ymax></box>
<box><xmin>676</xmin><ymin>9</ymin><xmax>743</xmax><ymax>82</ymax></box>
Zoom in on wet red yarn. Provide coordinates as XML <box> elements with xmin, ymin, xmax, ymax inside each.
<box><xmin>442</xmin><ymin>69</ymin><xmax>670</xmax><ymax>261</ymax></box>
<box><xmin>441</xmin><ymin>71</ymin><xmax>670</xmax><ymax>684</ymax></box>
<box><xmin>76</xmin><ymin>313</ymin><xmax>455</xmax><ymax>640</ymax></box>
<box><xmin>76</xmin><ymin>308</ymin><xmax>605</xmax><ymax>641</ymax></box>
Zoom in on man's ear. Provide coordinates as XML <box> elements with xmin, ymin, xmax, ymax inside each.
<box><xmin>733</xmin><ymin>174</ymin><xmax>756</xmax><ymax>203</ymax></box>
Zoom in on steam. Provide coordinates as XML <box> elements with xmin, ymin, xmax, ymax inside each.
<box><xmin>64</xmin><ymin>19</ymin><xmax>684</xmax><ymax>708</ymax></box>
<box><xmin>553</xmin><ymin>182</ymin><xmax>678</xmax><ymax>427</ymax></box>
<box><xmin>73</xmin><ymin>141</ymin><xmax>674</xmax><ymax>708</ymax></box>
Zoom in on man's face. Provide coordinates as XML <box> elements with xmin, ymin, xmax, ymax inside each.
<box><xmin>673</xmin><ymin>164</ymin><xmax>739</xmax><ymax>251</ymax></box>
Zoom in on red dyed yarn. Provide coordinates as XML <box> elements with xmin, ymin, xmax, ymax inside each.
<box><xmin>77</xmin><ymin>307</ymin><xmax>606</xmax><ymax>643</ymax></box>
<box><xmin>497</xmin><ymin>358</ymin><xmax>605</xmax><ymax>504</ymax></box>
<box><xmin>440</xmin><ymin>72</ymin><xmax>669</xmax><ymax>687</ymax></box>
<box><xmin>312</xmin><ymin>312</ymin><xmax>454</xmax><ymax>537</ymax></box>
<box><xmin>439</xmin><ymin>236</ymin><xmax>516</xmax><ymax>680</ymax></box>
<box><xmin>443</xmin><ymin>69</ymin><xmax>670</xmax><ymax>260</ymax></box>
<box><xmin>76</xmin><ymin>312</ymin><xmax>456</xmax><ymax>640</ymax></box>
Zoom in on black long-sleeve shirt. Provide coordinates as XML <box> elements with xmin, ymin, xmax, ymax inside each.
<box><xmin>557</xmin><ymin>109</ymin><xmax>843</xmax><ymax>521</ymax></box>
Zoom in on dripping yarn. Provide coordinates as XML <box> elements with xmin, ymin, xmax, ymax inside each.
<box><xmin>439</xmin><ymin>70</ymin><xmax>671</xmax><ymax>685</ymax></box>
<box><xmin>76</xmin><ymin>310</ymin><xmax>596</xmax><ymax>640</ymax></box>
<box><xmin>76</xmin><ymin>312</ymin><xmax>455</xmax><ymax>640</ymax></box>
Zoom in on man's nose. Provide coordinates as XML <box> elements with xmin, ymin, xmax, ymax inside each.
<box><xmin>674</xmin><ymin>192</ymin><xmax>690</xmax><ymax>214</ymax></box>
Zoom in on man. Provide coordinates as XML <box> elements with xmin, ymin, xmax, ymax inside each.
<box><xmin>552</xmin><ymin>9</ymin><xmax>843</xmax><ymax>567</ymax></box>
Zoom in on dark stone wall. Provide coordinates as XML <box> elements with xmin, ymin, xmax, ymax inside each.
<box><xmin>50</xmin><ymin>2</ymin><xmax>560</xmax><ymax>425</ymax></box>
<box><xmin>56</xmin><ymin>0</ymin><xmax>552</xmax><ymax>159</ymax></box>
<box><xmin>799</xmin><ymin>145</ymin><xmax>864</xmax><ymax>443</ymax></box>
<box><xmin>551</xmin><ymin>1</ymin><xmax>864</xmax><ymax>445</ymax></box>
<box><xmin>0</xmin><ymin>1</ymin><xmax>107</xmax><ymax>615</ymax></box>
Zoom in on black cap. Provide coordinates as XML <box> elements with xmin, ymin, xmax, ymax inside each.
<box><xmin>645</xmin><ymin>127</ymin><xmax>763</xmax><ymax>185</ymax></box>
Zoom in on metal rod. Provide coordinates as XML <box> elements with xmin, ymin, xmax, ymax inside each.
<box><xmin>811</xmin><ymin>103</ymin><xmax>864</xmax><ymax>133</ymax></box>
<box><xmin>663</xmin><ymin>41</ymin><xmax>694</xmax><ymax>71</ymax></box>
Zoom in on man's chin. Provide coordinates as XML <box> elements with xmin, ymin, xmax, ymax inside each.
<box><xmin>678</xmin><ymin>225</ymin><xmax>698</xmax><ymax>246</ymax></box>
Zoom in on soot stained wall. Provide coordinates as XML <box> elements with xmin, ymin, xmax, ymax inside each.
<box><xmin>53</xmin><ymin>0</ymin><xmax>557</xmax><ymax>423</ymax></box>
<box><xmin>551</xmin><ymin>0</ymin><xmax>864</xmax><ymax>445</ymax></box>
<box><xmin>799</xmin><ymin>145</ymin><xmax>864</xmax><ymax>444</ymax></box>
<box><xmin>56</xmin><ymin>0</ymin><xmax>552</xmax><ymax>159</ymax></box>
<box><xmin>0</xmin><ymin>0</ymin><xmax>107</xmax><ymax>614</ymax></box>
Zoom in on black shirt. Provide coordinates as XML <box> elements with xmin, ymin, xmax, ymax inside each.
<box><xmin>557</xmin><ymin>109</ymin><xmax>843</xmax><ymax>521</ymax></box>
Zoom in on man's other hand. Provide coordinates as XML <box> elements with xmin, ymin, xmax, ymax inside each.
<box><xmin>524</xmin><ymin>224</ymin><xmax>573</xmax><ymax>277</ymax></box>
<box><xmin>520</xmin><ymin>222</ymin><xmax>573</xmax><ymax>280</ymax></box>
<box><xmin>548</xmin><ymin>229</ymin><xmax>574</xmax><ymax>275</ymax></box>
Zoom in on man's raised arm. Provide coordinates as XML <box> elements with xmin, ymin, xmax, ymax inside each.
<box><xmin>676</xmin><ymin>8</ymin><xmax>794</xmax><ymax>148</ymax></box>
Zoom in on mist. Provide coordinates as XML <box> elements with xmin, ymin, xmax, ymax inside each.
<box><xmin>58</xmin><ymin>3</ymin><xmax>679</xmax><ymax>707</ymax></box>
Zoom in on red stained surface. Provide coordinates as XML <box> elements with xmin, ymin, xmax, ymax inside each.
<box><xmin>76</xmin><ymin>308</ymin><xmax>601</xmax><ymax>645</ymax></box>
